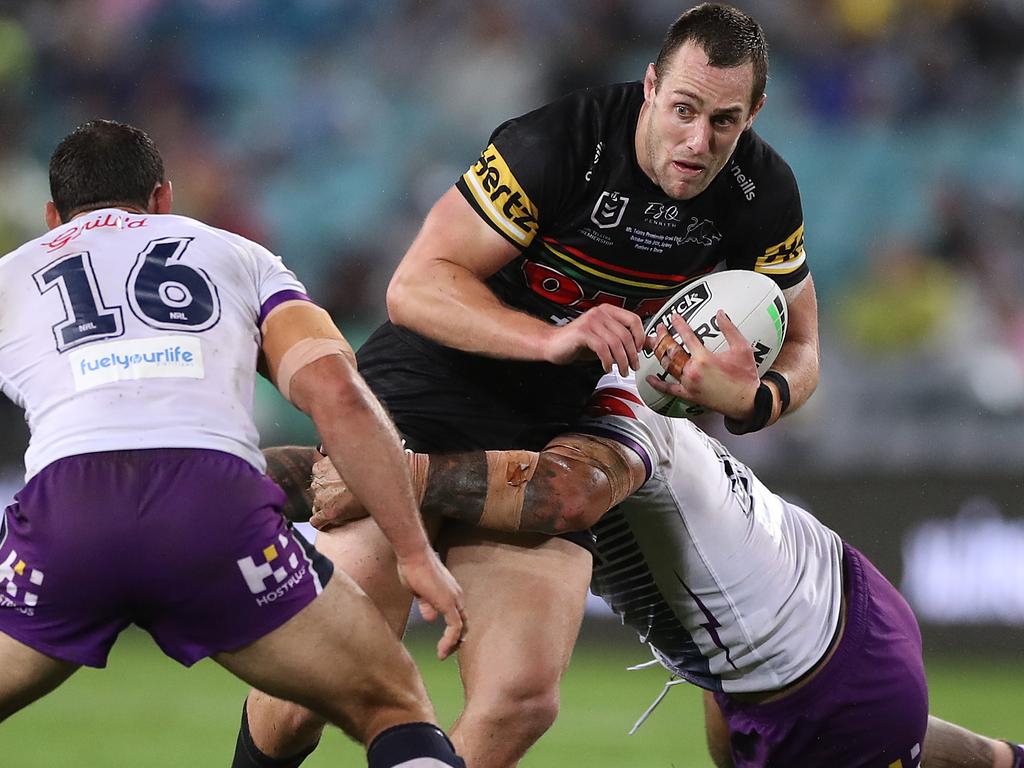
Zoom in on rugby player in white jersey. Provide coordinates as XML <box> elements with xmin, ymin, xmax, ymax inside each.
<box><xmin>0</xmin><ymin>120</ymin><xmax>468</xmax><ymax>767</ymax></box>
<box><xmin>308</xmin><ymin>351</ymin><xmax>1022</xmax><ymax>766</ymax></box>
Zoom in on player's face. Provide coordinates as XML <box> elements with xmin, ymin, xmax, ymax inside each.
<box><xmin>637</xmin><ymin>41</ymin><xmax>764</xmax><ymax>201</ymax></box>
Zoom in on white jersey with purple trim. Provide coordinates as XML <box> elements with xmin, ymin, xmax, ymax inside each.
<box><xmin>0</xmin><ymin>209</ymin><xmax>307</xmax><ymax>479</ymax></box>
<box><xmin>577</xmin><ymin>373</ymin><xmax>843</xmax><ymax>694</ymax></box>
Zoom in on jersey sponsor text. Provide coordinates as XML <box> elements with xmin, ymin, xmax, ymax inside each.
<box><xmin>69</xmin><ymin>335</ymin><xmax>204</xmax><ymax>391</ymax></box>
<box><xmin>463</xmin><ymin>144</ymin><xmax>539</xmax><ymax>246</ymax></box>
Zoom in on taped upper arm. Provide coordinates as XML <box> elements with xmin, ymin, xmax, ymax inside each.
<box><xmin>260</xmin><ymin>300</ymin><xmax>354</xmax><ymax>401</ymax></box>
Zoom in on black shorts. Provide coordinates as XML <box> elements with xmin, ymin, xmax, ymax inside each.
<box><xmin>357</xmin><ymin>321</ymin><xmax>603</xmax><ymax>452</ymax></box>
<box><xmin>357</xmin><ymin>321</ymin><xmax>601</xmax><ymax>552</ymax></box>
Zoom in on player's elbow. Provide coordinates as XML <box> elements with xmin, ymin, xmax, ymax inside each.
<box><xmin>385</xmin><ymin>270</ymin><xmax>411</xmax><ymax>324</ymax></box>
<box><xmin>290</xmin><ymin>355</ymin><xmax>368</xmax><ymax>421</ymax></box>
<box><xmin>537</xmin><ymin>456</ymin><xmax>608</xmax><ymax>533</ymax></box>
<box><xmin>558</xmin><ymin>467</ymin><xmax>610</xmax><ymax>531</ymax></box>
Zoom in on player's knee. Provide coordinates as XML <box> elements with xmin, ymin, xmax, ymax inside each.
<box><xmin>517</xmin><ymin>689</ymin><xmax>560</xmax><ymax>738</ymax></box>
<box><xmin>468</xmin><ymin>680</ymin><xmax>561</xmax><ymax>741</ymax></box>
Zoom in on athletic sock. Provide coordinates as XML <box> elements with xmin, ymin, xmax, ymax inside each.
<box><xmin>231</xmin><ymin>700</ymin><xmax>318</xmax><ymax>768</ymax></box>
<box><xmin>1003</xmin><ymin>741</ymin><xmax>1024</xmax><ymax>768</ymax></box>
<box><xmin>366</xmin><ymin>722</ymin><xmax>466</xmax><ymax>768</ymax></box>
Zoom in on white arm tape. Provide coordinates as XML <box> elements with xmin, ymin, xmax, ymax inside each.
<box><xmin>276</xmin><ymin>337</ymin><xmax>350</xmax><ymax>403</ymax></box>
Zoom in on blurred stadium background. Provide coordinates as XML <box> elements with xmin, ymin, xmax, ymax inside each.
<box><xmin>1</xmin><ymin>0</ymin><xmax>1022</xmax><ymax>764</ymax></box>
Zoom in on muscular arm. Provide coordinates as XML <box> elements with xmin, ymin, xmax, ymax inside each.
<box><xmin>424</xmin><ymin>436</ymin><xmax>644</xmax><ymax>534</ymax></box>
<box><xmin>387</xmin><ymin>187</ymin><xmax>645</xmax><ymax>373</ymax></box>
<box><xmin>386</xmin><ymin>186</ymin><xmax>552</xmax><ymax>360</ymax></box>
<box><xmin>421</xmin><ymin>451</ymin><xmax>610</xmax><ymax>535</ymax></box>
<box><xmin>311</xmin><ymin>434</ymin><xmax>648</xmax><ymax>536</ymax></box>
<box><xmin>260</xmin><ymin>302</ymin><xmax>433</xmax><ymax>560</ymax></box>
<box><xmin>763</xmin><ymin>274</ymin><xmax>820</xmax><ymax>424</ymax></box>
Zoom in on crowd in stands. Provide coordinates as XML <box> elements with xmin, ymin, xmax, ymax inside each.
<box><xmin>1</xmin><ymin>0</ymin><xmax>1022</xmax><ymax>472</ymax></box>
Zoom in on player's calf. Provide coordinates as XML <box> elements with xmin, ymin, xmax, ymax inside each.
<box><xmin>231</xmin><ymin>695</ymin><xmax>323</xmax><ymax>768</ymax></box>
<box><xmin>923</xmin><ymin>716</ymin><xmax>1022</xmax><ymax>768</ymax></box>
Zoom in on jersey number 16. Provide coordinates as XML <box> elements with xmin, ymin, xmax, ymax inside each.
<box><xmin>33</xmin><ymin>236</ymin><xmax>222</xmax><ymax>352</ymax></box>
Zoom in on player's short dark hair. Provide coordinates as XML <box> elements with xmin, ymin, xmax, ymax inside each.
<box><xmin>654</xmin><ymin>3</ymin><xmax>768</xmax><ymax>110</ymax></box>
<box><xmin>49</xmin><ymin>119</ymin><xmax>165</xmax><ymax>222</ymax></box>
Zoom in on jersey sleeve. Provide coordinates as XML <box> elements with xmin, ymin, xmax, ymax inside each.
<box><xmin>726</xmin><ymin>137</ymin><xmax>808</xmax><ymax>290</ymax></box>
<box><xmin>246</xmin><ymin>240</ymin><xmax>313</xmax><ymax>326</ymax></box>
<box><xmin>455</xmin><ymin>93</ymin><xmax>590</xmax><ymax>250</ymax></box>
<box><xmin>571</xmin><ymin>373</ymin><xmax>672</xmax><ymax>487</ymax></box>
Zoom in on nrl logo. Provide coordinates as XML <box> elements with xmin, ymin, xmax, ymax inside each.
<box><xmin>591</xmin><ymin>191</ymin><xmax>629</xmax><ymax>229</ymax></box>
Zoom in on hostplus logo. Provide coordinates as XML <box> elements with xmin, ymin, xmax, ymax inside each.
<box><xmin>0</xmin><ymin>550</ymin><xmax>44</xmax><ymax>616</ymax></box>
<box><xmin>237</xmin><ymin>534</ymin><xmax>307</xmax><ymax>606</ymax></box>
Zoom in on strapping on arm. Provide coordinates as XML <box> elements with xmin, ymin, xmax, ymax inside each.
<box><xmin>260</xmin><ymin>300</ymin><xmax>355</xmax><ymax>403</ymax></box>
<box><xmin>542</xmin><ymin>433</ymin><xmax>647</xmax><ymax>514</ymax></box>
<box><xmin>480</xmin><ymin>450</ymin><xmax>541</xmax><ymax>532</ymax></box>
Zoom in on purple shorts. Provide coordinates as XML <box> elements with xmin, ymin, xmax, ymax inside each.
<box><xmin>0</xmin><ymin>449</ymin><xmax>332</xmax><ymax>668</ymax></box>
<box><xmin>713</xmin><ymin>542</ymin><xmax>928</xmax><ymax>767</ymax></box>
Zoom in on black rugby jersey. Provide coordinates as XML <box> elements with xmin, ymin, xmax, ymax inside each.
<box><xmin>456</xmin><ymin>81</ymin><xmax>808</xmax><ymax>326</ymax></box>
<box><xmin>358</xmin><ymin>82</ymin><xmax>808</xmax><ymax>453</ymax></box>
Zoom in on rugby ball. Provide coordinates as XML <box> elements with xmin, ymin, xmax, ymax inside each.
<box><xmin>636</xmin><ymin>270</ymin><xmax>787</xmax><ymax>418</ymax></box>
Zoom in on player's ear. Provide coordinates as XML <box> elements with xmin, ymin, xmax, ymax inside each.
<box><xmin>150</xmin><ymin>180</ymin><xmax>173</xmax><ymax>214</ymax></box>
<box><xmin>643</xmin><ymin>63</ymin><xmax>658</xmax><ymax>102</ymax></box>
<box><xmin>44</xmin><ymin>201</ymin><xmax>63</xmax><ymax>230</ymax></box>
<box><xmin>745</xmin><ymin>93</ymin><xmax>767</xmax><ymax>130</ymax></box>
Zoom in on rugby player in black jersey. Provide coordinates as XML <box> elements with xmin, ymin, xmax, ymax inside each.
<box><xmin>233</xmin><ymin>5</ymin><xmax>821</xmax><ymax>768</ymax></box>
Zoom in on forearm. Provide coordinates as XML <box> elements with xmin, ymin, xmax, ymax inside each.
<box><xmin>386</xmin><ymin>185</ymin><xmax>556</xmax><ymax>360</ymax></box>
<box><xmin>764</xmin><ymin>276</ymin><xmax>820</xmax><ymax>424</ymax></box>
<box><xmin>294</xmin><ymin>359</ymin><xmax>432</xmax><ymax>560</ymax></box>
<box><xmin>762</xmin><ymin>333</ymin><xmax>819</xmax><ymax>424</ymax></box>
<box><xmin>923</xmin><ymin>715</ymin><xmax>1005</xmax><ymax>768</ymax></box>
<box><xmin>263</xmin><ymin>445</ymin><xmax>318</xmax><ymax>522</ymax></box>
<box><xmin>420</xmin><ymin>451</ymin><xmax>593</xmax><ymax>535</ymax></box>
<box><xmin>388</xmin><ymin>259</ymin><xmax>554</xmax><ymax>360</ymax></box>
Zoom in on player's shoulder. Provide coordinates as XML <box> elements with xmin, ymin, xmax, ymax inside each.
<box><xmin>494</xmin><ymin>81</ymin><xmax>641</xmax><ymax>145</ymax></box>
<box><xmin>729</xmin><ymin>129</ymin><xmax>799</xmax><ymax>200</ymax></box>
<box><xmin>159</xmin><ymin>213</ymin><xmax>255</xmax><ymax>248</ymax></box>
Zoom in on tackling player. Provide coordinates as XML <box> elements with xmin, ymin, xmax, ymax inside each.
<box><xmin>308</xmin><ymin>367</ymin><xmax>1024</xmax><ymax>768</ymax></box>
<box><xmin>0</xmin><ymin>120</ymin><xmax>467</xmax><ymax>768</ymax></box>
<box><xmin>237</xmin><ymin>5</ymin><xmax>820</xmax><ymax>767</ymax></box>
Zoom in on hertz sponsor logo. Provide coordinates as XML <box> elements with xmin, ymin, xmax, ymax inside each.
<box><xmin>757</xmin><ymin>224</ymin><xmax>806</xmax><ymax>275</ymax></box>
<box><xmin>463</xmin><ymin>145</ymin><xmax>539</xmax><ymax>246</ymax></box>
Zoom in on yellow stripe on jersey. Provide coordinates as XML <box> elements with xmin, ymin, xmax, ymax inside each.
<box><xmin>756</xmin><ymin>224</ymin><xmax>806</xmax><ymax>275</ymax></box>
<box><xmin>542</xmin><ymin>241</ymin><xmax>677</xmax><ymax>291</ymax></box>
<box><xmin>462</xmin><ymin>144</ymin><xmax>540</xmax><ymax>247</ymax></box>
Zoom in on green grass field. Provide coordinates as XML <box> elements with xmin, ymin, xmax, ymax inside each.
<box><xmin>3</xmin><ymin>624</ymin><xmax>1019</xmax><ymax>767</ymax></box>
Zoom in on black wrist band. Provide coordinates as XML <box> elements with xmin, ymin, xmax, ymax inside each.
<box><xmin>761</xmin><ymin>370</ymin><xmax>791</xmax><ymax>414</ymax></box>
<box><xmin>724</xmin><ymin>382</ymin><xmax>774</xmax><ymax>435</ymax></box>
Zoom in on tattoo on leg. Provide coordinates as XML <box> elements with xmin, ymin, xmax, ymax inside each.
<box><xmin>263</xmin><ymin>445</ymin><xmax>318</xmax><ymax>522</ymax></box>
